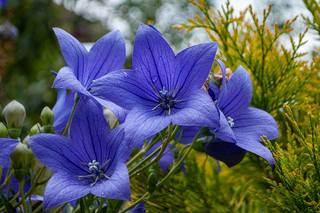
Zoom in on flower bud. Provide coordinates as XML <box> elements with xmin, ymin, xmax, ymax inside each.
<box><xmin>10</xmin><ymin>142</ymin><xmax>35</xmax><ymax>181</ymax></box>
<box><xmin>2</xmin><ymin>100</ymin><xmax>26</xmax><ymax>129</ymax></box>
<box><xmin>103</xmin><ymin>107</ymin><xmax>118</xmax><ymax>128</ymax></box>
<box><xmin>0</xmin><ymin>122</ymin><xmax>8</xmax><ymax>137</ymax></box>
<box><xmin>40</xmin><ymin>106</ymin><xmax>53</xmax><ymax>125</ymax></box>
<box><xmin>29</xmin><ymin>123</ymin><xmax>41</xmax><ymax>136</ymax></box>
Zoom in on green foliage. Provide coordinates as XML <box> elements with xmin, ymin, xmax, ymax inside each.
<box><xmin>264</xmin><ymin>104</ymin><xmax>320</xmax><ymax>212</ymax></box>
<box><xmin>130</xmin><ymin>152</ymin><xmax>272</xmax><ymax>213</ymax></box>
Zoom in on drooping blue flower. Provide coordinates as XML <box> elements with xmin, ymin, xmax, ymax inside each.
<box><xmin>183</xmin><ymin>62</ymin><xmax>278</xmax><ymax>167</ymax></box>
<box><xmin>52</xmin><ymin>28</ymin><xmax>127</xmax><ymax>131</ymax></box>
<box><xmin>91</xmin><ymin>24</ymin><xmax>220</xmax><ymax>147</ymax></box>
<box><xmin>29</xmin><ymin>99</ymin><xmax>131</xmax><ymax>209</ymax></box>
<box><xmin>144</xmin><ymin>141</ymin><xmax>174</xmax><ymax>172</ymax></box>
<box><xmin>0</xmin><ymin>138</ymin><xmax>19</xmax><ymax>168</ymax></box>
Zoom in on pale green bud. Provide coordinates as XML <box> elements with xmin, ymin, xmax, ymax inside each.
<box><xmin>2</xmin><ymin>100</ymin><xmax>26</xmax><ymax>128</ymax></box>
<box><xmin>40</xmin><ymin>106</ymin><xmax>53</xmax><ymax>125</ymax></box>
<box><xmin>10</xmin><ymin>141</ymin><xmax>35</xmax><ymax>181</ymax></box>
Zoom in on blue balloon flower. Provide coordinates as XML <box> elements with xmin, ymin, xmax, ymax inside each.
<box><xmin>91</xmin><ymin>24</ymin><xmax>220</xmax><ymax>147</ymax></box>
<box><xmin>182</xmin><ymin>61</ymin><xmax>279</xmax><ymax>167</ymax></box>
<box><xmin>29</xmin><ymin>99</ymin><xmax>131</xmax><ymax>209</ymax></box>
<box><xmin>52</xmin><ymin>28</ymin><xmax>127</xmax><ymax>130</ymax></box>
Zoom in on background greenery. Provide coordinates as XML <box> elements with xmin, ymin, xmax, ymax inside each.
<box><xmin>0</xmin><ymin>0</ymin><xmax>319</xmax><ymax>212</ymax></box>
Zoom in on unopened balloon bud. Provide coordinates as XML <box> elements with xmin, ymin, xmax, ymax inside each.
<box><xmin>2</xmin><ymin>100</ymin><xmax>26</xmax><ymax>129</ymax></box>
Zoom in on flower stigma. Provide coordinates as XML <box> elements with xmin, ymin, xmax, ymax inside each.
<box><xmin>78</xmin><ymin>159</ymin><xmax>111</xmax><ymax>186</ymax></box>
<box><xmin>227</xmin><ymin>116</ymin><xmax>234</xmax><ymax>127</ymax></box>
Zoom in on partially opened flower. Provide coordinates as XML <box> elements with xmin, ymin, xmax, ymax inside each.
<box><xmin>204</xmin><ymin>63</ymin><xmax>278</xmax><ymax>167</ymax></box>
<box><xmin>180</xmin><ymin>62</ymin><xmax>278</xmax><ymax>167</ymax></box>
<box><xmin>52</xmin><ymin>28</ymin><xmax>127</xmax><ymax>130</ymax></box>
<box><xmin>29</xmin><ymin>99</ymin><xmax>130</xmax><ymax>209</ymax></box>
<box><xmin>91</xmin><ymin>24</ymin><xmax>220</xmax><ymax>147</ymax></box>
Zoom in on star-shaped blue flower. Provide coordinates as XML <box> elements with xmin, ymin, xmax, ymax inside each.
<box><xmin>91</xmin><ymin>25</ymin><xmax>220</xmax><ymax>147</ymax></box>
<box><xmin>52</xmin><ymin>28</ymin><xmax>127</xmax><ymax>131</ymax></box>
<box><xmin>29</xmin><ymin>99</ymin><xmax>131</xmax><ymax>209</ymax></box>
<box><xmin>207</xmin><ymin>62</ymin><xmax>278</xmax><ymax>166</ymax></box>
<box><xmin>181</xmin><ymin>62</ymin><xmax>278</xmax><ymax>167</ymax></box>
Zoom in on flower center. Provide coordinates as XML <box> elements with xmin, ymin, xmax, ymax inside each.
<box><xmin>152</xmin><ymin>89</ymin><xmax>177</xmax><ymax>115</ymax></box>
<box><xmin>78</xmin><ymin>159</ymin><xmax>110</xmax><ymax>186</ymax></box>
<box><xmin>159</xmin><ymin>89</ymin><xmax>175</xmax><ymax>110</ymax></box>
<box><xmin>227</xmin><ymin>116</ymin><xmax>234</xmax><ymax>127</ymax></box>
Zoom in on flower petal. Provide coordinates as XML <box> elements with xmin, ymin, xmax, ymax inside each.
<box><xmin>91</xmin><ymin>70</ymin><xmax>157</xmax><ymax>110</ymax></box>
<box><xmin>53</xmin><ymin>28</ymin><xmax>87</xmax><ymax>82</ymax></box>
<box><xmin>90</xmin><ymin>163</ymin><xmax>130</xmax><ymax>200</ymax></box>
<box><xmin>232</xmin><ymin>107</ymin><xmax>278</xmax><ymax>165</ymax></box>
<box><xmin>132</xmin><ymin>24</ymin><xmax>175</xmax><ymax>91</ymax></box>
<box><xmin>171</xmin><ymin>90</ymin><xmax>220</xmax><ymax>129</ymax></box>
<box><xmin>29</xmin><ymin>134</ymin><xmax>86</xmax><ymax>174</ymax></box>
<box><xmin>204</xmin><ymin>141</ymin><xmax>247</xmax><ymax>167</ymax></box>
<box><xmin>218</xmin><ymin>66</ymin><xmax>252</xmax><ymax>117</ymax></box>
<box><xmin>53</xmin><ymin>66</ymin><xmax>90</xmax><ymax>96</ymax></box>
<box><xmin>44</xmin><ymin>172</ymin><xmax>90</xmax><ymax>209</ymax></box>
<box><xmin>179</xmin><ymin>126</ymin><xmax>201</xmax><ymax>144</ymax></box>
<box><xmin>85</xmin><ymin>30</ymin><xmax>126</xmax><ymax>87</ymax></box>
<box><xmin>175</xmin><ymin>42</ymin><xmax>217</xmax><ymax>97</ymax></box>
<box><xmin>0</xmin><ymin>138</ymin><xmax>19</xmax><ymax>168</ymax></box>
<box><xmin>92</xmin><ymin>96</ymin><xmax>127</xmax><ymax>123</ymax></box>
<box><xmin>123</xmin><ymin>107</ymin><xmax>171</xmax><ymax>148</ymax></box>
<box><xmin>52</xmin><ymin>89</ymin><xmax>75</xmax><ymax>133</ymax></box>
<box><xmin>214</xmin><ymin>110</ymin><xmax>236</xmax><ymax>143</ymax></box>
<box><xmin>70</xmin><ymin>99</ymin><xmax>113</xmax><ymax>164</ymax></box>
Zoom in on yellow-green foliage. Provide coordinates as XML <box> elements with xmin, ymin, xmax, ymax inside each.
<box><xmin>127</xmin><ymin>1</ymin><xmax>320</xmax><ymax>212</ymax></box>
<box><xmin>177</xmin><ymin>0</ymin><xmax>313</xmax><ymax>113</ymax></box>
<box><xmin>265</xmin><ymin>104</ymin><xmax>320</xmax><ymax>212</ymax></box>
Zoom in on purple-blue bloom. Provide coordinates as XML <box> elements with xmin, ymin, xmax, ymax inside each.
<box><xmin>184</xmin><ymin>62</ymin><xmax>278</xmax><ymax>167</ymax></box>
<box><xmin>0</xmin><ymin>138</ymin><xmax>19</xmax><ymax>168</ymax></box>
<box><xmin>52</xmin><ymin>28</ymin><xmax>127</xmax><ymax>131</ymax></box>
<box><xmin>29</xmin><ymin>99</ymin><xmax>131</xmax><ymax>209</ymax></box>
<box><xmin>91</xmin><ymin>24</ymin><xmax>220</xmax><ymax>147</ymax></box>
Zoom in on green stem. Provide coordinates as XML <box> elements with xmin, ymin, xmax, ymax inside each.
<box><xmin>62</xmin><ymin>94</ymin><xmax>79</xmax><ymax>136</ymax></box>
<box><xmin>122</xmin><ymin>128</ymin><xmax>201</xmax><ymax>212</ymax></box>
<box><xmin>19</xmin><ymin>179</ymin><xmax>28</xmax><ymax>213</ymax></box>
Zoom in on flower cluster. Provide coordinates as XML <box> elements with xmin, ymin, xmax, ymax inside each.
<box><xmin>0</xmin><ymin>24</ymin><xmax>278</xmax><ymax>212</ymax></box>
